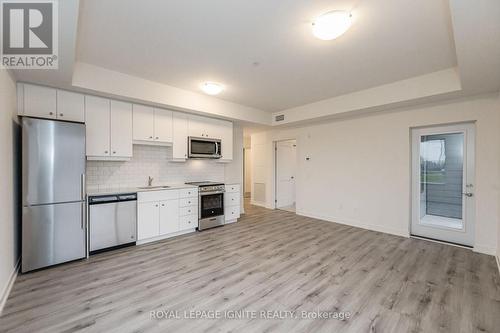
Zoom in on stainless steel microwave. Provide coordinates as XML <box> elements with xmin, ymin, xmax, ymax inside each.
<box><xmin>188</xmin><ymin>137</ymin><xmax>222</xmax><ymax>159</ymax></box>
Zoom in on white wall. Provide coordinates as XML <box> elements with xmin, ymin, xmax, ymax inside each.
<box><xmin>0</xmin><ymin>68</ymin><xmax>21</xmax><ymax>311</ymax></box>
<box><xmin>252</xmin><ymin>93</ymin><xmax>500</xmax><ymax>255</ymax></box>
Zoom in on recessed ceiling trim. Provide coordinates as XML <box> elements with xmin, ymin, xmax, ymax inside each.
<box><xmin>272</xmin><ymin>68</ymin><xmax>462</xmax><ymax>125</ymax></box>
<box><xmin>72</xmin><ymin>62</ymin><xmax>271</xmax><ymax>125</ymax></box>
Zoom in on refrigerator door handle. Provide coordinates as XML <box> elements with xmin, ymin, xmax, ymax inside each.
<box><xmin>81</xmin><ymin>201</ymin><xmax>85</xmax><ymax>230</ymax></box>
<box><xmin>81</xmin><ymin>174</ymin><xmax>86</xmax><ymax>201</ymax></box>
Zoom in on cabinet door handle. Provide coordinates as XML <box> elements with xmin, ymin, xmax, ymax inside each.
<box><xmin>59</xmin><ymin>113</ymin><xmax>64</xmax><ymax>117</ymax></box>
<box><xmin>149</xmin><ymin>136</ymin><xmax>153</xmax><ymax>139</ymax></box>
<box><xmin>113</xmin><ymin>151</ymin><xmax>116</xmax><ymax>154</ymax></box>
<box><xmin>156</xmin><ymin>136</ymin><xmax>159</xmax><ymax>140</ymax></box>
<box><xmin>155</xmin><ymin>204</ymin><xmax>159</xmax><ymax>207</ymax></box>
<box><xmin>104</xmin><ymin>150</ymin><xmax>108</xmax><ymax>154</ymax></box>
<box><xmin>49</xmin><ymin>112</ymin><xmax>54</xmax><ymax>116</ymax></box>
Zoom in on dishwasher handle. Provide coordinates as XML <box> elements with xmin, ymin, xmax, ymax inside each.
<box><xmin>89</xmin><ymin>193</ymin><xmax>137</xmax><ymax>205</ymax></box>
<box><xmin>89</xmin><ymin>195</ymin><xmax>119</xmax><ymax>205</ymax></box>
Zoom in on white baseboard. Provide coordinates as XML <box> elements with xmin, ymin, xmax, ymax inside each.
<box><xmin>136</xmin><ymin>228</ymin><xmax>195</xmax><ymax>245</ymax></box>
<box><xmin>473</xmin><ymin>244</ymin><xmax>496</xmax><ymax>256</ymax></box>
<box><xmin>296</xmin><ymin>210</ymin><xmax>409</xmax><ymax>238</ymax></box>
<box><xmin>0</xmin><ymin>258</ymin><xmax>20</xmax><ymax>315</ymax></box>
<box><xmin>250</xmin><ymin>200</ymin><xmax>267</xmax><ymax>208</ymax></box>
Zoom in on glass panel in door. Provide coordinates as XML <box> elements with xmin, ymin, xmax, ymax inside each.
<box><xmin>419</xmin><ymin>133</ymin><xmax>464</xmax><ymax>230</ymax></box>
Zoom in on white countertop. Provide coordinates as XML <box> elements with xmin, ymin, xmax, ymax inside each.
<box><xmin>86</xmin><ymin>183</ymin><xmax>198</xmax><ymax>197</ymax></box>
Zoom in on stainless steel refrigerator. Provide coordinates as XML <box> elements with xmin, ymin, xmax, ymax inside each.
<box><xmin>22</xmin><ymin>117</ymin><xmax>86</xmax><ymax>273</ymax></box>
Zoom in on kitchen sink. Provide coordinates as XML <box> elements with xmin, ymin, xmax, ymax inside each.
<box><xmin>137</xmin><ymin>186</ymin><xmax>171</xmax><ymax>190</ymax></box>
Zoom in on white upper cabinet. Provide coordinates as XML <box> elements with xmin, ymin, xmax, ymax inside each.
<box><xmin>110</xmin><ymin>100</ymin><xmax>133</xmax><ymax>158</ymax></box>
<box><xmin>188</xmin><ymin>115</ymin><xmax>207</xmax><ymax>138</ymax></box>
<box><xmin>219</xmin><ymin>120</ymin><xmax>233</xmax><ymax>161</ymax></box>
<box><xmin>56</xmin><ymin>90</ymin><xmax>85</xmax><ymax>122</ymax></box>
<box><xmin>21</xmin><ymin>84</ymin><xmax>84</xmax><ymax>123</ymax></box>
<box><xmin>85</xmin><ymin>96</ymin><xmax>111</xmax><ymax>157</ymax></box>
<box><xmin>172</xmin><ymin>112</ymin><xmax>188</xmax><ymax>160</ymax></box>
<box><xmin>23</xmin><ymin>84</ymin><xmax>57</xmax><ymax>119</ymax></box>
<box><xmin>188</xmin><ymin>115</ymin><xmax>220</xmax><ymax>139</ymax></box>
<box><xmin>133</xmin><ymin>104</ymin><xmax>154</xmax><ymax>141</ymax></box>
<box><xmin>154</xmin><ymin>109</ymin><xmax>173</xmax><ymax>143</ymax></box>
<box><xmin>133</xmin><ymin>104</ymin><xmax>173</xmax><ymax>144</ymax></box>
<box><xmin>85</xmin><ymin>97</ymin><xmax>132</xmax><ymax>160</ymax></box>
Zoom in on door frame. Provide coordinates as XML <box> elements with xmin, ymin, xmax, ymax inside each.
<box><xmin>410</xmin><ymin>122</ymin><xmax>476</xmax><ymax>247</ymax></box>
<box><xmin>273</xmin><ymin>139</ymin><xmax>297</xmax><ymax>210</ymax></box>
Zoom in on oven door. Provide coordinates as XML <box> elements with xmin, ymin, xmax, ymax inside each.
<box><xmin>189</xmin><ymin>137</ymin><xmax>222</xmax><ymax>159</ymax></box>
<box><xmin>200</xmin><ymin>192</ymin><xmax>224</xmax><ymax>219</ymax></box>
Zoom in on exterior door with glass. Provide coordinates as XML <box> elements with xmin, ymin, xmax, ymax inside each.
<box><xmin>411</xmin><ymin>123</ymin><xmax>475</xmax><ymax>246</ymax></box>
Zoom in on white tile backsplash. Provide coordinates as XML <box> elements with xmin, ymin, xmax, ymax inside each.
<box><xmin>86</xmin><ymin>145</ymin><xmax>225</xmax><ymax>192</ymax></box>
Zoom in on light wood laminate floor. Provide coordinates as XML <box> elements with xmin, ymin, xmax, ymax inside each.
<box><xmin>1</xmin><ymin>201</ymin><xmax>499</xmax><ymax>333</ymax></box>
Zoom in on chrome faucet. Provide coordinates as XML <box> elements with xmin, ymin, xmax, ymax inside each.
<box><xmin>148</xmin><ymin>176</ymin><xmax>154</xmax><ymax>187</ymax></box>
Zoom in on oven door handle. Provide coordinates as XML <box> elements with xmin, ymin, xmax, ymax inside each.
<box><xmin>200</xmin><ymin>190</ymin><xmax>225</xmax><ymax>195</ymax></box>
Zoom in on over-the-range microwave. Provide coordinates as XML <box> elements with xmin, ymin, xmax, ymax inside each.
<box><xmin>188</xmin><ymin>136</ymin><xmax>222</xmax><ymax>159</ymax></box>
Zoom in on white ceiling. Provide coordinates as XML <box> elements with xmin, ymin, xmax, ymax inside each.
<box><xmin>77</xmin><ymin>0</ymin><xmax>457</xmax><ymax>112</ymax></box>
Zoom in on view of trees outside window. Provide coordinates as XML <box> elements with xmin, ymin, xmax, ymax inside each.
<box><xmin>420</xmin><ymin>138</ymin><xmax>446</xmax><ymax>184</ymax></box>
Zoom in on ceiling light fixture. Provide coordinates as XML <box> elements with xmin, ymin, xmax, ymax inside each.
<box><xmin>200</xmin><ymin>82</ymin><xmax>224</xmax><ymax>95</ymax></box>
<box><xmin>312</xmin><ymin>10</ymin><xmax>352</xmax><ymax>41</ymax></box>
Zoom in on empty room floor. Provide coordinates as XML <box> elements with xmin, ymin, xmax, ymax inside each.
<box><xmin>1</xmin><ymin>202</ymin><xmax>499</xmax><ymax>333</ymax></box>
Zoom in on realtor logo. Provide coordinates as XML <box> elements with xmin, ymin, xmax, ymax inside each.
<box><xmin>1</xmin><ymin>0</ymin><xmax>58</xmax><ymax>68</ymax></box>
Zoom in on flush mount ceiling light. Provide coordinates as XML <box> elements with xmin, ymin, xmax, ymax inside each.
<box><xmin>312</xmin><ymin>10</ymin><xmax>353</xmax><ymax>40</ymax></box>
<box><xmin>200</xmin><ymin>82</ymin><xmax>224</xmax><ymax>95</ymax></box>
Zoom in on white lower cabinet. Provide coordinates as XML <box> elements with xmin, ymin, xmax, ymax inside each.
<box><xmin>180</xmin><ymin>215</ymin><xmax>197</xmax><ymax>230</ymax></box>
<box><xmin>224</xmin><ymin>184</ymin><xmax>241</xmax><ymax>223</ymax></box>
<box><xmin>159</xmin><ymin>200</ymin><xmax>179</xmax><ymax>235</ymax></box>
<box><xmin>226</xmin><ymin>205</ymin><xmax>241</xmax><ymax>222</ymax></box>
<box><xmin>137</xmin><ymin>202</ymin><xmax>160</xmax><ymax>240</ymax></box>
<box><xmin>137</xmin><ymin>188</ymin><xmax>198</xmax><ymax>243</ymax></box>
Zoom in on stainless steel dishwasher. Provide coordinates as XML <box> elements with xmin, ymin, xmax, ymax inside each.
<box><xmin>88</xmin><ymin>193</ymin><xmax>137</xmax><ymax>253</ymax></box>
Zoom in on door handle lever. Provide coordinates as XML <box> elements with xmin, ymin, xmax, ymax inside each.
<box><xmin>463</xmin><ymin>192</ymin><xmax>473</xmax><ymax>197</ymax></box>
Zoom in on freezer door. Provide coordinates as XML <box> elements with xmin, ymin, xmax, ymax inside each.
<box><xmin>22</xmin><ymin>202</ymin><xmax>86</xmax><ymax>272</ymax></box>
<box><xmin>23</xmin><ymin>118</ymin><xmax>85</xmax><ymax>206</ymax></box>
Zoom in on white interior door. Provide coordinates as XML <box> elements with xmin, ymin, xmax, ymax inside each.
<box><xmin>276</xmin><ymin>140</ymin><xmax>297</xmax><ymax>209</ymax></box>
<box><xmin>411</xmin><ymin>123</ymin><xmax>475</xmax><ymax>246</ymax></box>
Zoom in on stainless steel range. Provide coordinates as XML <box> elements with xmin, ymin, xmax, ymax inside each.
<box><xmin>185</xmin><ymin>182</ymin><xmax>225</xmax><ymax>230</ymax></box>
